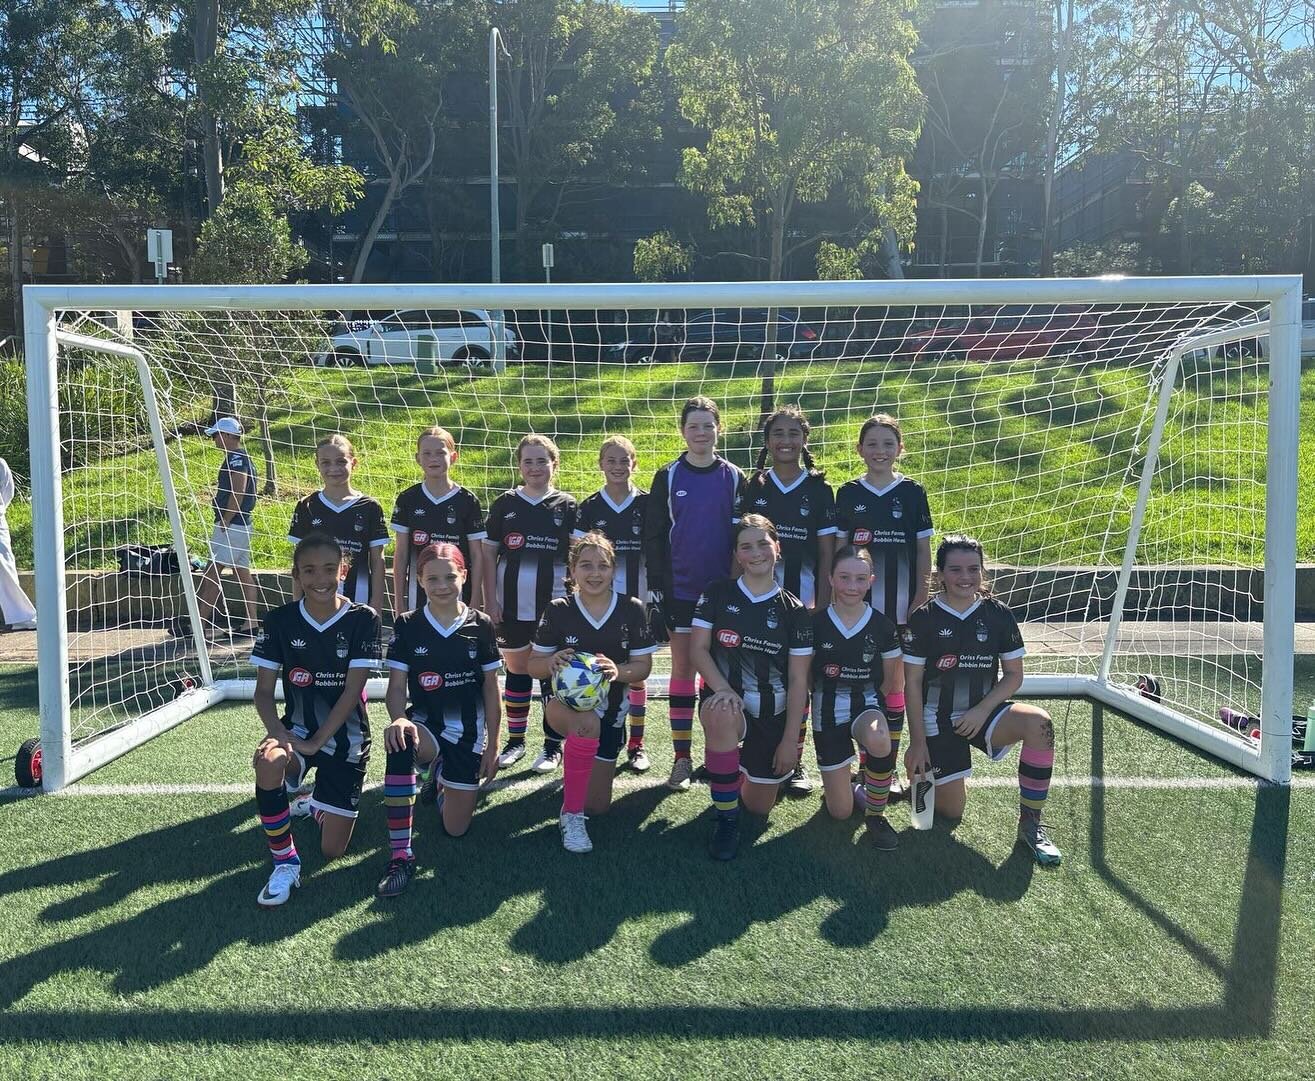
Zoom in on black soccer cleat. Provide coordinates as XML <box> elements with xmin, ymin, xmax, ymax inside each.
<box><xmin>864</xmin><ymin>814</ymin><xmax>899</xmax><ymax>851</ymax></box>
<box><xmin>709</xmin><ymin>817</ymin><xmax>739</xmax><ymax>862</ymax></box>
<box><xmin>1017</xmin><ymin>817</ymin><xmax>1062</xmax><ymax>866</ymax></box>
<box><xmin>376</xmin><ymin>856</ymin><xmax>417</xmax><ymax>898</ymax></box>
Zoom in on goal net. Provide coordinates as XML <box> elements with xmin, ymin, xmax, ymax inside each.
<box><xmin>18</xmin><ymin>278</ymin><xmax>1302</xmax><ymax>790</ymax></box>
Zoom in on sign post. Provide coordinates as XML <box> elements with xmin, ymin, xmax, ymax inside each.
<box><xmin>146</xmin><ymin>229</ymin><xmax>173</xmax><ymax>284</ymax></box>
<box><xmin>541</xmin><ymin>242</ymin><xmax>554</xmax><ymax>285</ymax></box>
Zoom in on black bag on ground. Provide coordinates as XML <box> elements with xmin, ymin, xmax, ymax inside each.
<box><xmin>116</xmin><ymin>544</ymin><xmax>180</xmax><ymax>577</ymax></box>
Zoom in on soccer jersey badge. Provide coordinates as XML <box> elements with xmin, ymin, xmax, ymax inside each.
<box><xmin>447</xmin><ymin>506</ymin><xmax>458</xmax><ymax>525</ymax></box>
<box><xmin>631</xmin><ymin>510</ymin><xmax>643</xmax><ymax>534</ymax></box>
<box><xmin>335</xmin><ymin>633</ymin><xmax>349</xmax><ymax>659</ymax></box>
<box><xmin>354</xmin><ymin>516</ymin><xmax>364</xmax><ymax>533</ymax></box>
<box><xmin>467</xmin><ymin>641</ymin><xmax>478</xmax><ymax>659</ymax></box>
<box><xmin>799</xmin><ymin>497</ymin><xmax>809</xmax><ymax>518</ymax></box>
<box><xmin>552</xmin><ymin>508</ymin><xmax>564</xmax><ymax>527</ymax></box>
<box><xmin>891</xmin><ymin>498</ymin><xmax>903</xmax><ymax>520</ymax></box>
<box><xmin>765</xmin><ymin>608</ymin><xmax>779</xmax><ymax>630</ymax></box>
<box><xmin>975</xmin><ymin>622</ymin><xmax>989</xmax><ymax>643</ymax></box>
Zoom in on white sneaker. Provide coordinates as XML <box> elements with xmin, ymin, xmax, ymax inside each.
<box><xmin>289</xmin><ymin>795</ymin><xmax>314</xmax><ymax>818</ymax></box>
<box><xmin>559</xmin><ymin>811</ymin><xmax>593</xmax><ymax>853</ymax></box>
<box><xmin>257</xmin><ymin>862</ymin><xmax>301</xmax><ymax>906</ymax></box>
<box><xmin>533</xmin><ymin>747</ymin><xmax>563</xmax><ymax>774</ymax></box>
<box><xmin>497</xmin><ymin>740</ymin><xmax>526</xmax><ymax>768</ymax></box>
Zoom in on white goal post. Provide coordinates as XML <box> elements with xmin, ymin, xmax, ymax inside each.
<box><xmin>21</xmin><ymin>275</ymin><xmax>1303</xmax><ymax>790</ymax></box>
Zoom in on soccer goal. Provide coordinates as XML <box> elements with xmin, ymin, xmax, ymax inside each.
<box><xmin>19</xmin><ymin>276</ymin><xmax>1303</xmax><ymax>790</ymax></box>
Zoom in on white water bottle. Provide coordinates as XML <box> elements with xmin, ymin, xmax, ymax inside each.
<box><xmin>1304</xmin><ymin>700</ymin><xmax>1315</xmax><ymax>754</ymax></box>
<box><xmin>910</xmin><ymin>770</ymin><xmax>935</xmax><ymax>830</ymax></box>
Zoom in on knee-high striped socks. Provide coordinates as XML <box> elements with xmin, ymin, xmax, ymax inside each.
<box><xmin>627</xmin><ymin>684</ymin><xmax>647</xmax><ymax>750</ymax></box>
<box><xmin>705</xmin><ymin>747</ymin><xmax>741</xmax><ymax>821</ymax></box>
<box><xmin>504</xmin><ymin>671</ymin><xmax>533</xmax><ymax>742</ymax></box>
<box><xmin>864</xmin><ymin>748</ymin><xmax>896</xmax><ymax>817</ymax></box>
<box><xmin>256</xmin><ymin>785</ymin><xmax>299</xmax><ymax>866</ymax></box>
<box><xmin>884</xmin><ymin>692</ymin><xmax>905</xmax><ymax>768</ymax></box>
<box><xmin>384</xmin><ymin>745</ymin><xmax>418</xmax><ymax>860</ymax></box>
<box><xmin>669</xmin><ymin>678</ymin><xmax>695</xmax><ymax>760</ymax></box>
<box><xmin>1019</xmin><ymin>745</ymin><xmax>1054</xmax><ymax>820</ymax></box>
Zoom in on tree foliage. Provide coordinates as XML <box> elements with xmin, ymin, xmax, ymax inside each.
<box><xmin>666</xmin><ymin>0</ymin><xmax>923</xmax><ymax>281</ymax></box>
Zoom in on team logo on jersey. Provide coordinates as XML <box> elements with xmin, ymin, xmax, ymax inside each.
<box><xmin>936</xmin><ymin>654</ymin><xmax>958</xmax><ymax>671</ymax></box>
<box><xmin>552</xmin><ymin>509</ymin><xmax>564</xmax><ymax>527</ymax></box>
<box><xmin>254</xmin><ymin>630</ymin><xmax>267</xmax><ymax>645</ymax></box>
<box><xmin>765</xmin><ymin>608</ymin><xmax>779</xmax><ymax>630</ymax></box>
<box><xmin>824</xmin><ymin>663</ymin><xmax>841</xmax><ymax>678</ymax></box>
<box><xmin>418</xmin><ymin>671</ymin><xmax>443</xmax><ymax>691</ymax></box>
<box><xmin>414</xmin><ymin>530</ymin><xmax>430</xmax><ymax>545</ymax></box>
<box><xmin>565</xmin><ymin>635</ymin><xmax>579</xmax><ymax>645</ymax></box>
<box><xmin>854</xmin><ymin>503</ymin><xmax>867</xmax><ymax>513</ymax></box>
<box><xmin>727</xmin><ymin>604</ymin><xmax>740</xmax><ymax>614</ymax></box>
<box><xmin>821</xmin><ymin>640</ymin><xmax>834</xmax><ymax>649</ymax></box>
<box><xmin>891</xmin><ymin>498</ymin><xmax>903</xmax><ymax>520</ymax></box>
<box><xmin>799</xmin><ymin>498</ymin><xmax>809</xmax><ymax>518</ymax></box>
<box><xmin>504</xmin><ymin>511</ymin><xmax>517</xmax><ymax>520</ymax></box>
<box><xmin>506</xmin><ymin>533</ymin><xmax>526</xmax><ymax>550</ymax></box>
<box><xmin>353</xmin><ymin>516</ymin><xmax>364</xmax><ymax>533</ymax></box>
<box><xmin>447</xmin><ymin>507</ymin><xmax>457</xmax><ymax>525</ymax></box>
<box><xmin>631</xmin><ymin>510</ymin><xmax>643</xmax><ymax>535</ymax></box>
<box><xmin>975</xmin><ymin>622</ymin><xmax>989</xmax><ymax>643</ymax></box>
<box><xmin>717</xmin><ymin>629</ymin><xmax>742</xmax><ymax>647</ymax></box>
<box><xmin>290</xmin><ymin>638</ymin><xmax>307</xmax><ymax>650</ymax></box>
<box><xmin>467</xmin><ymin>642</ymin><xmax>478</xmax><ymax>659</ymax></box>
<box><xmin>311</xmin><ymin>517</ymin><xmax>323</xmax><ymax>526</ymax></box>
<box><xmin>901</xmin><ymin>627</ymin><xmax>915</xmax><ymax>645</ymax></box>
<box><xmin>853</xmin><ymin>528</ymin><xmax>873</xmax><ymax>545</ymax></box>
<box><xmin>676</xmin><ymin>489</ymin><xmax>688</xmax><ymax>497</ymax></box>
<box><xmin>413</xmin><ymin>645</ymin><xmax>429</xmax><ymax>655</ymax></box>
<box><xmin>938</xmin><ymin>627</ymin><xmax>954</xmax><ymax>638</ymax></box>
<box><xmin>862</xmin><ymin>650</ymin><xmax>875</xmax><ymax>664</ymax></box>
<box><xmin>754</xmin><ymin>498</ymin><xmax>768</xmax><ymax>507</ymax></box>
<box><xmin>335</xmin><ymin>633</ymin><xmax>348</xmax><ymax>659</ymax></box>
<box><xmin>289</xmin><ymin>667</ymin><xmax>313</xmax><ymax>687</ymax></box>
<box><xmin>595</xmin><ymin>520</ymin><xmax>608</xmax><ymax>529</ymax></box>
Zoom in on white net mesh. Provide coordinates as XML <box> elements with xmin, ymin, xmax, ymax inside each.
<box><xmin>41</xmin><ymin>291</ymin><xmax>1276</xmax><ymax>771</ymax></box>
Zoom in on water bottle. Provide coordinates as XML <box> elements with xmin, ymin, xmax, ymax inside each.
<box><xmin>910</xmin><ymin>770</ymin><xmax>935</xmax><ymax>830</ymax></box>
<box><xmin>1305</xmin><ymin>700</ymin><xmax>1315</xmax><ymax>754</ymax></box>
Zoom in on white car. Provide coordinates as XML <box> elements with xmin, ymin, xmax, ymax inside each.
<box><xmin>1188</xmin><ymin>298</ymin><xmax>1315</xmax><ymax>363</ymax></box>
<box><xmin>313</xmin><ymin>309</ymin><xmax>519</xmax><ymax>367</ymax></box>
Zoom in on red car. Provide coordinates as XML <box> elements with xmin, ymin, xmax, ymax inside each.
<box><xmin>906</xmin><ymin>305</ymin><xmax>1104</xmax><ymax>361</ymax></box>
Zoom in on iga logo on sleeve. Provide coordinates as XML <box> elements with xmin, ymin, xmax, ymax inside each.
<box><xmin>505</xmin><ymin>533</ymin><xmax>526</xmax><ymax>550</ymax></box>
<box><xmin>418</xmin><ymin>671</ymin><xmax>443</xmax><ymax>691</ymax></box>
<box><xmin>289</xmin><ymin>667</ymin><xmax>313</xmax><ymax>687</ymax></box>
<box><xmin>716</xmin><ymin>629</ymin><xmax>742</xmax><ymax>648</ymax></box>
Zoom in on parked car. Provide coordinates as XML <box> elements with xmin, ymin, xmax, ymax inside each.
<box><xmin>904</xmin><ymin>304</ymin><xmax>1104</xmax><ymax>362</ymax></box>
<box><xmin>1188</xmin><ymin>298</ymin><xmax>1315</xmax><ymax>362</ymax></box>
<box><xmin>603</xmin><ymin>308</ymin><xmax>821</xmax><ymax>364</ymax></box>
<box><xmin>312</xmin><ymin>309</ymin><xmax>519</xmax><ymax>368</ymax></box>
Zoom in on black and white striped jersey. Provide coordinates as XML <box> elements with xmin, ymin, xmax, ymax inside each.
<box><xmin>576</xmin><ymin>488</ymin><xmax>649</xmax><ymax>600</ymax></box>
<box><xmin>833</xmin><ymin>475</ymin><xmax>934</xmax><ymax>625</ymax></box>
<box><xmin>250</xmin><ymin>600</ymin><xmax>381</xmax><ymax>763</ymax></box>
<box><xmin>734</xmin><ymin>469</ymin><xmax>837</xmax><ymax>608</ymax></box>
<box><xmin>288</xmin><ymin>492</ymin><xmax>390</xmax><ymax>605</ymax></box>
<box><xmin>809</xmin><ymin>605</ymin><xmax>903</xmax><ymax>731</ymax></box>
<box><xmin>692</xmin><ymin>577</ymin><xmax>813</xmax><ymax>719</ymax></box>
<box><xmin>387</xmin><ymin>605</ymin><xmax>501</xmax><ymax>752</ymax></box>
<box><xmin>533</xmin><ymin>593</ymin><xmax>658</xmax><ymax>718</ymax></box>
<box><xmin>389</xmin><ymin>483</ymin><xmax>487</xmax><ymax>607</ymax></box>
<box><xmin>484</xmin><ymin>488</ymin><xmax>577</xmax><ymax>622</ymax></box>
<box><xmin>901</xmin><ymin>596</ymin><xmax>1025</xmax><ymax>736</ymax></box>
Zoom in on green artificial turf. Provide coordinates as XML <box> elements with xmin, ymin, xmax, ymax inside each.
<box><xmin>1</xmin><ymin>663</ymin><xmax>1312</xmax><ymax>1079</ymax></box>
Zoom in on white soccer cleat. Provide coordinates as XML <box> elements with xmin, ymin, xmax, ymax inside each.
<box><xmin>288</xmin><ymin>795</ymin><xmax>314</xmax><ymax>818</ymax></box>
<box><xmin>666</xmin><ymin>756</ymin><xmax>693</xmax><ymax>791</ymax></box>
<box><xmin>497</xmin><ymin>740</ymin><xmax>526</xmax><ymax>768</ymax></box>
<box><xmin>532</xmin><ymin>748</ymin><xmax>563</xmax><ymax>774</ymax></box>
<box><xmin>559</xmin><ymin>811</ymin><xmax>593</xmax><ymax>853</ymax></box>
<box><xmin>257</xmin><ymin>862</ymin><xmax>301</xmax><ymax>907</ymax></box>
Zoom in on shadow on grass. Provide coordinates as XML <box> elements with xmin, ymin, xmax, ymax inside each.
<box><xmin>0</xmin><ymin>728</ymin><xmax>1288</xmax><ymax>1044</ymax></box>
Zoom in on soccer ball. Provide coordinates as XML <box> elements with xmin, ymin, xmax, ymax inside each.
<box><xmin>553</xmin><ymin>652</ymin><xmax>610</xmax><ymax>712</ymax></box>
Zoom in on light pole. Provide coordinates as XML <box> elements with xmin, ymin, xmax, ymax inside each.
<box><xmin>489</xmin><ymin>26</ymin><xmax>510</xmax><ymax>370</ymax></box>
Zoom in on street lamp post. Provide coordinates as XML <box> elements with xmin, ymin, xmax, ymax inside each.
<box><xmin>489</xmin><ymin>26</ymin><xmax>510</xmax><ymax>371</ymax></box>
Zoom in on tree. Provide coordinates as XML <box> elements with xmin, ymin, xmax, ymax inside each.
<box><xmin>915</xmin><ymin>1</ymin><xmax>1050</xmax><ymax>277</ymax></box>
<box><xmin>487</xmin><ymin>0</ymin><xmax>661</xmax><ymax>278</ymax></box>
<box><xmin>666</xmin><ymin>0</ymin><xmax>922</xmax><ymax>285</ymax></box>
<box><xmin>330</xmin><ymin>0</ymin><xmax>480</xmax><ymax>282</ymax></box>
<box><xmin>633</xmin><ymin>230</ymin><xmax>692</xmax><ymax>282</ymax></box>
<box><xmin>1039</xmin><ymin>0</ymin><xmax>1077</xmax><ymax>276</ymax></box>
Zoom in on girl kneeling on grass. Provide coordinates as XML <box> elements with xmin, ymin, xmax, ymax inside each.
<box><xmin>527</xmin><ymin>533</ymin><xmax>657</xmax><ymax>854</ymax></box>
<box><xmin>901</xmin><ymin>535</ymin><xmax>1061</xmax><ymax>866</ymax></box>
<box><xmin>250</xmin><ymin>534</ymin><xmax>382</xmax><ymax>907</ymax></box>
<box><xmin>810</xmin><ymin>546</ymin><xmax>905</xmax><ymax>850</ymax></box>
<box><xmin>690</xmin><ymin>514</ymin><xmax>813</xmax><ymax>861</ymax></box>
<box><xmin>375</xmin><ymin>543</ymin><xmax>502</xmax><ymax>898</ymax></box>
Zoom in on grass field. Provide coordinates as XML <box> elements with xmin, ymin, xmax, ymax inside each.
<box><xmin>2</xmin><ymin>662</ymin><xmax>1313</xmax><ymax>1080</ymax></box>
<box><xmin>5</xmin><ymin>355</ymin><xmax>1313</xmax><ymax>570</ymax></box>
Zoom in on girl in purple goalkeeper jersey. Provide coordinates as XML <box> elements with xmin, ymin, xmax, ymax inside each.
<box><xmin>644</xmin><ymin>396</ymin><xmax>745</xmax><ymax>792</ymax></box>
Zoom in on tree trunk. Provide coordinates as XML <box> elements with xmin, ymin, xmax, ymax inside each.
<box><xmin>938</xmin><ymin>201</ymin><xmax>949</xmax><ymax>277</ymax></box>
<box><xmin>759</xmin><ymin>208</ymin><xmax>786</xmax><ymax>423</ymax></box>
<box><xmin>257</xmin><ymin>398</ymin><xmax>276</xmax><ymax>495</ymax></box>
<box><xmin>351</xmin><ymin>169</ymin><xmax>402</xmax><ymax>283</ymax></box>
<box><xmin>881</xmin><ymin>226</ymin><xmax>904</xmax><ymax>279</ymax></box>
<box><xmin>1040</xmin><ymin>0</ymin><xmax>1074</xmax><ymax>277</ymax></box>
<box><xmin>975</xmin><ymin>177</ymin><xmax>991</xmax><ymax>277</ymax></box>
<box><xmin>194</xmin><ymin>0</ymin><xmax>224</xmax><ymax>213</ymax></box>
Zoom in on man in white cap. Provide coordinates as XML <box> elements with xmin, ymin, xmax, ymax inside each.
<box><xmin>196</xmin><ymin>417</ymin><xmax>260</xmax><ymax>638</ymax></box>
<box><xmin>0</xmin><ymin>456</ymin><xmax>37</xmax><ymax>631</ymax></box>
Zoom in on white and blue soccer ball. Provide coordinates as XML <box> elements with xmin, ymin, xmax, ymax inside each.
<box><xmin>553</xmin><ymin>652</ymin><xmax>610</xmax><ymax>712</ymax></box>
